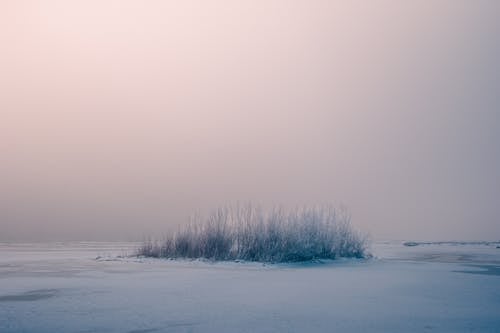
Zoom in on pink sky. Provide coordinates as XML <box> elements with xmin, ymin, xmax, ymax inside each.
<box><xmin>1</xmin><ymin>1</ymin><xmax>499</xmax><ymax>241</ymax></box>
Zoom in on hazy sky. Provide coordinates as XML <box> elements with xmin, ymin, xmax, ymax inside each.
<box><xmin>1</xmin><ymin>1</ymin><xmax>499</xmax><ymax>241</ymax></box>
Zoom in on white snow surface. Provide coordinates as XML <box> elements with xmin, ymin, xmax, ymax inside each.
<box><xmin>1</xmin><ymin>241</ymin><xmax>499</xmax><ymax>332</ymax></box>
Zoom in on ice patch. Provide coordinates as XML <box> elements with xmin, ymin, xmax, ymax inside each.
<box><xmin>0</xmin><ymin>289</ymin><xmax>59</xmax><ymax>302</ymax></box>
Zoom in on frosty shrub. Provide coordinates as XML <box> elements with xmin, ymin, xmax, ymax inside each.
<box><xmin>138</xmin><ymin>204</ymin><xmax>368</xmax><ymax>262</ymax></box>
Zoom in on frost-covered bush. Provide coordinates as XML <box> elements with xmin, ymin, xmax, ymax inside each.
<box><xmin>138</xmin><ymin>204</ymin><xmax>368</xmax><ymax>262</ymax></box>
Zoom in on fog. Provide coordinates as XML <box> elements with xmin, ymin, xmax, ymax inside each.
<box><xmin>1</xmin><ymin>1</ymin><xmax>499</xmax><ymax>241</ymax></box>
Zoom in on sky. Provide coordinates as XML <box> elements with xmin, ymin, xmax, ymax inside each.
<box><xmin>1</xmin><ymin>1</ymin><xmax>499</xmax><ymax>241</ymax></box>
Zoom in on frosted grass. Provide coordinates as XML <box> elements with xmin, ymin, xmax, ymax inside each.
<box><xmin>138</xmin><ymin>204</ymin><xmax>368</xmax><ymax>262</ymax></box>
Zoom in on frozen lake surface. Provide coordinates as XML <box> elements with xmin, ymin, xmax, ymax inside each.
<box><xmin>1</xmin><ymin>241</ymin><xmax>499</xmax><ymax>332</ymax></box>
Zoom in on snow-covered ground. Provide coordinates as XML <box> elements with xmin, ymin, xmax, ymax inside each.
<box><xmin>1</xmin><ymin>241</ymin><xmax>499</xmax><ymax>332</ymax></box>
